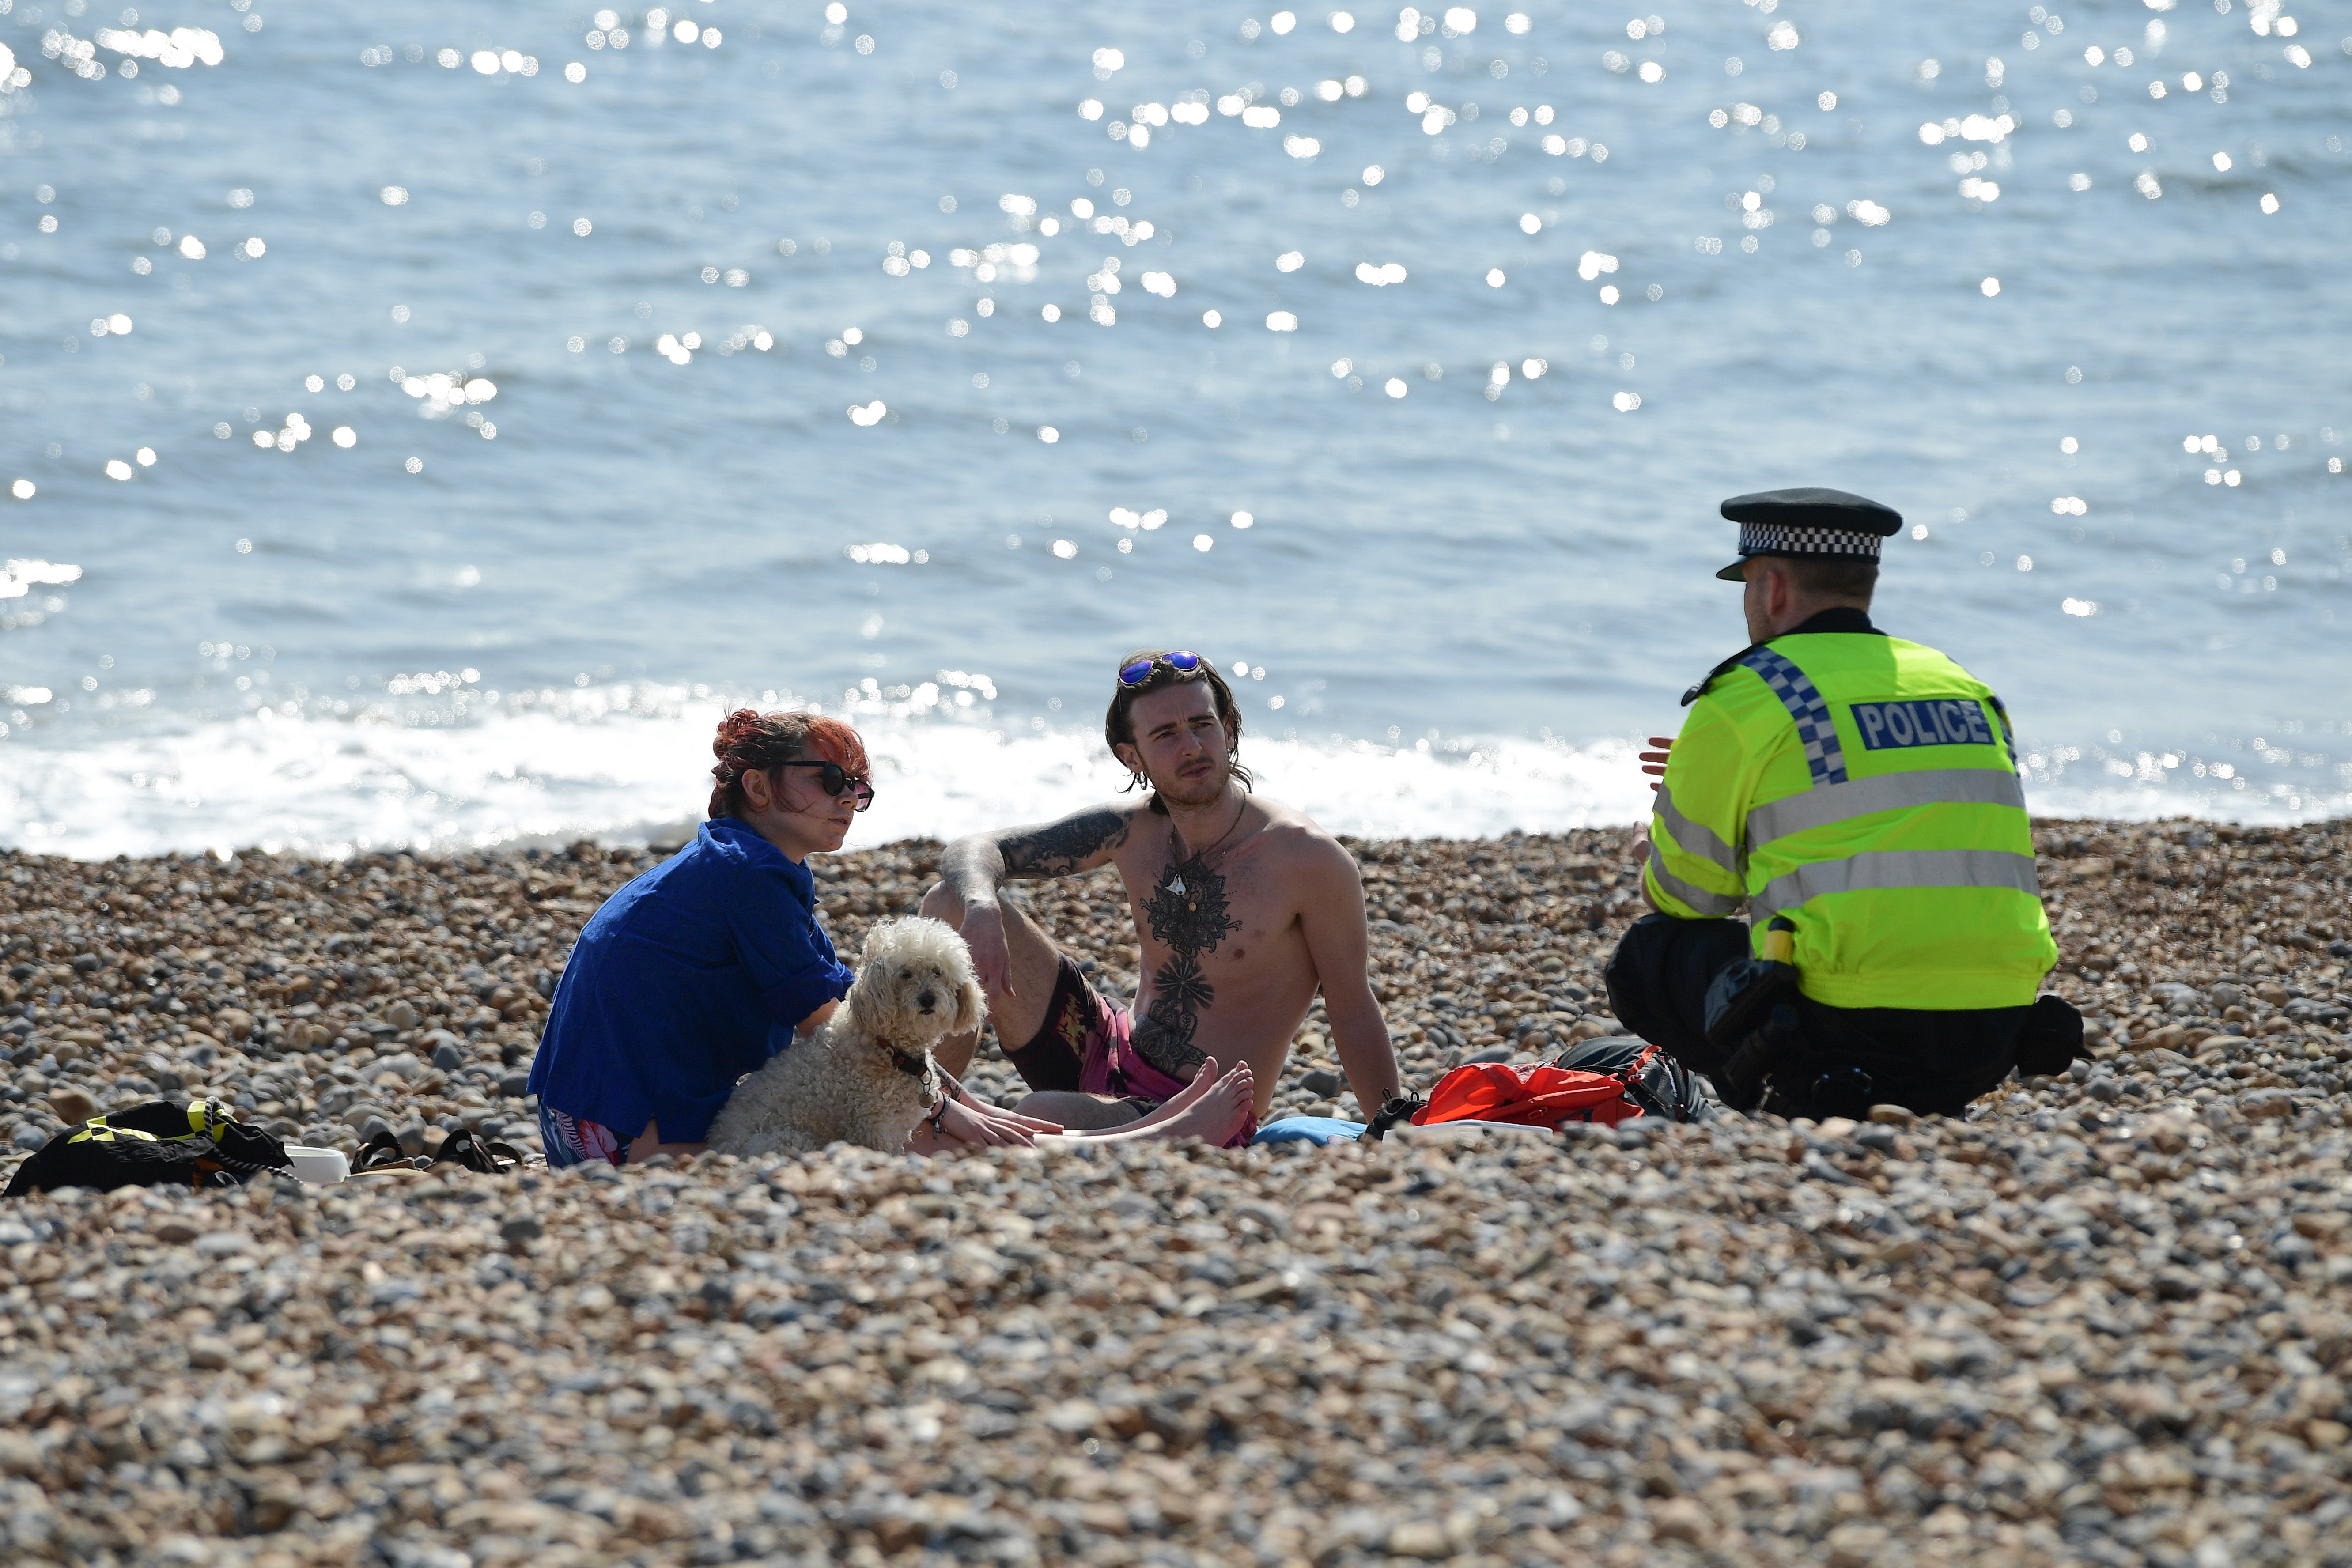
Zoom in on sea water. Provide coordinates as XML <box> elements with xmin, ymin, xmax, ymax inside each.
<box><xmin>0</xmin><ymin>0</ymin><xmax>2345</xmax><ymax>858</ymax></box>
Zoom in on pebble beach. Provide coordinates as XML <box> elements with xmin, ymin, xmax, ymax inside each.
<box><xmin>3</xmin><ymin>820</ymin><xmax>2350</xmax><ymax>1566</ymax></box>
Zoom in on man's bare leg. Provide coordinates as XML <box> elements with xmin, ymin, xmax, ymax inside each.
<box><xmin>1040</xmin><ymin>1063</ymin><xmax>1255</xmax><ymax>1147</ymax></box>
<box><xmin>1014</xmin><ymin>1090</ymin><xmax>1144</xmax><ymax>1131</ymax></box>
<box><xmin>918</xmin><ymin>880</ymin><xmax>1064</xmax><ymax>1077</ymax></box>
<box><xmin>1013</xmin><ymin>1052</ymin><xmax>1226</xmax><ymax>1132</ymax></box>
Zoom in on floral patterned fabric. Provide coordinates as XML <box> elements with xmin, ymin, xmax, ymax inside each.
<box><xmin>539</xmin><ymin>1104</ymin><xmax>627</xmax><ymax>1169</ymax></box>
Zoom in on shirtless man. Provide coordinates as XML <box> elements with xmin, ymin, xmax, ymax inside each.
<box><xmin>918</xmin><ymin>649</ymin><xmax>1403</xmax><ymax>1145</ymax></box>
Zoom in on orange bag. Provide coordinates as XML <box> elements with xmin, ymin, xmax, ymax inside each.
<box><xmin>1409</xmin><ymin>1044</ymin><xmax>1662</xmax><ymax>1131</ymax></box>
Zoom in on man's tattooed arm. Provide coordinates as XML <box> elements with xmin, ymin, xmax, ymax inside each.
<box><xmin>999</xmin><ymin>808</ymin><xmax>1133</xmax><ymax>877</ymax></box>
<box><xmin>940</xmin><ymin>805</ymin><xmax>1132</xmax><ymax>907</ymax></box>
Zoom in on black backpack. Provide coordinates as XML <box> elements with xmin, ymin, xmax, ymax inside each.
<box><xmin>3</xmin><ymin>1099</ymin><xmax>291</xmax><ymax>1196</ymax></box>
<box><xmin>1550</xmin><ymin>1034</ymin><xmax>1716</xmax><ymax>1122</ymax></box>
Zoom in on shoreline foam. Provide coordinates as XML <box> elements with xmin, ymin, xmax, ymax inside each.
<box><xmin>4</xmin><ymin>696</ymin><xmax>2342</xmax><ymax>863</ymax></box>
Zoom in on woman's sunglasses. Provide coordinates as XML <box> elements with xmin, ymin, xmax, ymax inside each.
<box><xmin>1117</xmin><ymin>650</ymin><xmax>1204</xmax><ymax>688</ymax></box>
<box><xmin>776</xmin><ymin>759</ymin><xmax>876</xmax><ymax>811</ymax></box>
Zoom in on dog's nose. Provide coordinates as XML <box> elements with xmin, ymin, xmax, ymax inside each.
<box><xmin>916</xmin><ymin>991</ymin><xmax>938</xmax><ymax>1011</ymax></box>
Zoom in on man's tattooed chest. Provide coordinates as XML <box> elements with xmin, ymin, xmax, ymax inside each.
<box><xmin>1131</xmin><ymin>850</ymin><xmax>1243</xmax><ymax>1078</ymax></box>
<box><xmin>1142</xmin><ymin>850</ymin><xmax>1243</xmax><ymax>956</ymax></box>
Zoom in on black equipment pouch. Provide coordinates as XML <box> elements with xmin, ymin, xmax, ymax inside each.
<box><xmin>1714</xmin><ymin>1003</ymin><xmax>1804</xmax><ymax>1114</ymax></box>
<box><xmin>1784</xmin><ymin>1064</ymin><xmax>1880</xmax><ymax>1123</ymax></box>
<box><xmin>1704</xmin><ymin>918</ymin><xmax>1803</xmax><ymax>1112</ymax></box>
<box><xmin>2013</xmin><ymin>993</ymin><xmax>2088</xmax><ymax>1077</ymax></box>
<box><xmin>1705</xmin><ymin>958</ymin><xmax>1800</xmax><ymax>1049</ymax></box>
<box><xmin>1705</xmin><ymin>918</ymin><xmax>1801</xmax><ymax>1049</ymax></box>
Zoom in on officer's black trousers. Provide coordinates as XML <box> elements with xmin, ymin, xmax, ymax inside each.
<box><xmin>1603</xmin><ymin>914</ymin><xmax>2030</xmax><ymax>1120</ymax></box>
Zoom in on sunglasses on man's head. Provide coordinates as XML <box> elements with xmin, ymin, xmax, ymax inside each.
<box><xmin>1117</xmin><ymin>650</ymin><xmax>1204</xmax><ymax>688</ymax></box>
<box><xmin>776</xmin><ymin>759</ymin><xmax>876</xmax><ymax>811</ymax></box>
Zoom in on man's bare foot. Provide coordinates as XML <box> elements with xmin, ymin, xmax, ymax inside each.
<box><xmin>1024</xmin><ymin>1057</ymin><xmax>1229</xmax><ymax>1140</ymax></box>
<box><xmin>1051</xmin><ymin>1062</ymin><xmax>1255</xmax><ymax>1147</ymax></box>
<box><xmin>1113</xmin><ymin>1057</ymin><xmax>1225</xmax><ymax>1132</ymax></box>
<box><xmin>1127</xmin><ymin>1062</ymin><xmax>1254</xmax><ymax>1144</ymax></box>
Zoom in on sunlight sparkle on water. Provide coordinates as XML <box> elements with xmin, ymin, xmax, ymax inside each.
<box><xmin>1</xmin><ymin>0</ymin><xmax>2341</xmax><ymax>839</ymax></box>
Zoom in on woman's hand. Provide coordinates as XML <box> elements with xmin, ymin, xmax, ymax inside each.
<box><xmin>952</xmin><ymin>1076</ymin><xmax>1061</xmax><ymax>1133</ymax></box>
<box><xmin>796</xmin><ymin>998</ymin><xmax>839</xmax><ymax>1038</ymax></box>
<box><xmin>934</xmin><ymin>1096</ymin><xmax>1064</xmax><ymax>1148</ymax></box>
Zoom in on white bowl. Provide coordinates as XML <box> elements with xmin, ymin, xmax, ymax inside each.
<box><xmin>285</xmin><ymin>1145</ymin><xmax>351</xmax><ymax>1185</ymax></box>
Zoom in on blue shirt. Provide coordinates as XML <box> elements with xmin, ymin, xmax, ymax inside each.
<box><xmin>526</xmin><ymin>818</ymin><xmax>855</xmax><ymax>1143</ymax></box>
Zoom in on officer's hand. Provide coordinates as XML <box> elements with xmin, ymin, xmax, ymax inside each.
<box><xmin>1639</xmin><ymin>736</ymin><xmax>1674</xmax><ymax>793</ymax></box>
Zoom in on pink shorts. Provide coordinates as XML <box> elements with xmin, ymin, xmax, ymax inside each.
<box><xmin>1004</xmin><ymin>956</ymin><xmax>1256</xmax><ymax>1148</ymax></box>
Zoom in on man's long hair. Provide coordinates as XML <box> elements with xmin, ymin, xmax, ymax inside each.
<box><xmin>1103</xmin><ymin>650</ymin><xmax>1254</xmax><ymax>815</ymax></box>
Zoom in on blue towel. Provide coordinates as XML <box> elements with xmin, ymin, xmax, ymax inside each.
<box><xmin>1252</xmin><ymin>1116</ymin><xmax>1366</xmax><ymax>1147</ymax></box>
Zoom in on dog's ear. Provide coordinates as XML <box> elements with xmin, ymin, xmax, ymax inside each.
<box><xmin>951</xmin><ymin>966</ymin><xmax>988</xmax><ymax>1037</ymax></box>
<box><xmin>846</xmin><ymin>961</ymin><xmax>896</xmax><ymax>1042</ymax></box>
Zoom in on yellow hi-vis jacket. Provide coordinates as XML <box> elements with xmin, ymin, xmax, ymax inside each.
<box><xmin>1643</xmin><ymin>625</ymin><xmax>2057</xmax><ymax>1010</ymax></box>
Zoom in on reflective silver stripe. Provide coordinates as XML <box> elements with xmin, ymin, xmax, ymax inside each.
<box><xmin>1747</xmin><ymin>768</ymin><xmax>2028</xmax><ymax>851</ymax></box>
<box><xmin>1646</xmin><ymin>839</ymin><xmax>1746</xmax><ymax>917</ymax></box>
<box><xmin>1655</xmin><ymin>784</ymin><xmax>1740</xmax><ymax>877</ymax></box>
<box><xmin>1752</xmin><ymin>848</ymin><xmax>2041</xmax><ymax>920</ymax></box>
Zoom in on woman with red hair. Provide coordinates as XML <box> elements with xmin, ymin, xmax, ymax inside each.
<box><xmin>528</xmin><ymin>710</ymin><xmax>921</xmax><ymax>1165</ymax></box>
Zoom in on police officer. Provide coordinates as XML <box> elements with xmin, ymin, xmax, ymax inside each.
<box><xmin>1604</xmin><ymin>488</ymin><xmax>2076</xmax><ymax>1120</ymax></box>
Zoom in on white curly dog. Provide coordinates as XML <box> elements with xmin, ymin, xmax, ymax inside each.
<box><xmin>707</xmin><ymin>916</ymin><xmax>986</xmax><ymax>1158</ymax></box>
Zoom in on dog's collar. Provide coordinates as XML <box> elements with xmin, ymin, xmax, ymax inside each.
<box><xmin>883</xmin><ymin>1043</ymin><xmax>930</xmax><ymax>1079</ymax></box>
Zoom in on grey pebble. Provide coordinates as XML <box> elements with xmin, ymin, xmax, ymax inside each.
<box><xmin>0</xmin><ymin>823</ymin><xmax>2345</xmax><ymax>1566</ymax></box>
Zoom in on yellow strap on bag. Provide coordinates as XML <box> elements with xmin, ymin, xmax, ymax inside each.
<box><xmin>182</xmin><ymin>1099</ymin><xmax>235</xmax><ymax>1141</ymax></box>
<box><xmin>65</xmin><ymin>1119</ymin><xmax>161</xmax><ymax>1145</ymax></box>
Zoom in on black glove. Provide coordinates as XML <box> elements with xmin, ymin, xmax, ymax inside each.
<box><xmin>2014</xmin><ymin>994</ymin><xmax>2087</xmax><ymax>1077</ymax></box>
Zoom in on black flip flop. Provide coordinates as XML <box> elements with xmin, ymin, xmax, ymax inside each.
<box><xmin>353</xmin><ymin>1130</ymin><xmax>424</xmax><ymax>1174</ymax></box>
<box><xmin>431</xmin><ymin>1126</ymin><xmax>525</xmax><ymax>1175</ymax></box>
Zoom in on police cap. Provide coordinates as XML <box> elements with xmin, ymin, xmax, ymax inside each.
<box><xmin>1715</xmin><ymin>487</ymin><xmax>1903</xmax><ymax>582</ymax></box>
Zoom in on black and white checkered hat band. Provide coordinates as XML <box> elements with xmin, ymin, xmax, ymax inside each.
<box><xmin>1738</xmin><ymin>522</ymin><xmax>1882</xmax><ymax>560</ymax></box>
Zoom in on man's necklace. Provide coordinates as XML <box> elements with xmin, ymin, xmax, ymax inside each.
<box><xmin>1160</xmin><ymin>797</ymin><xmax>1248</xmax><ymax>904</ymax></box>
